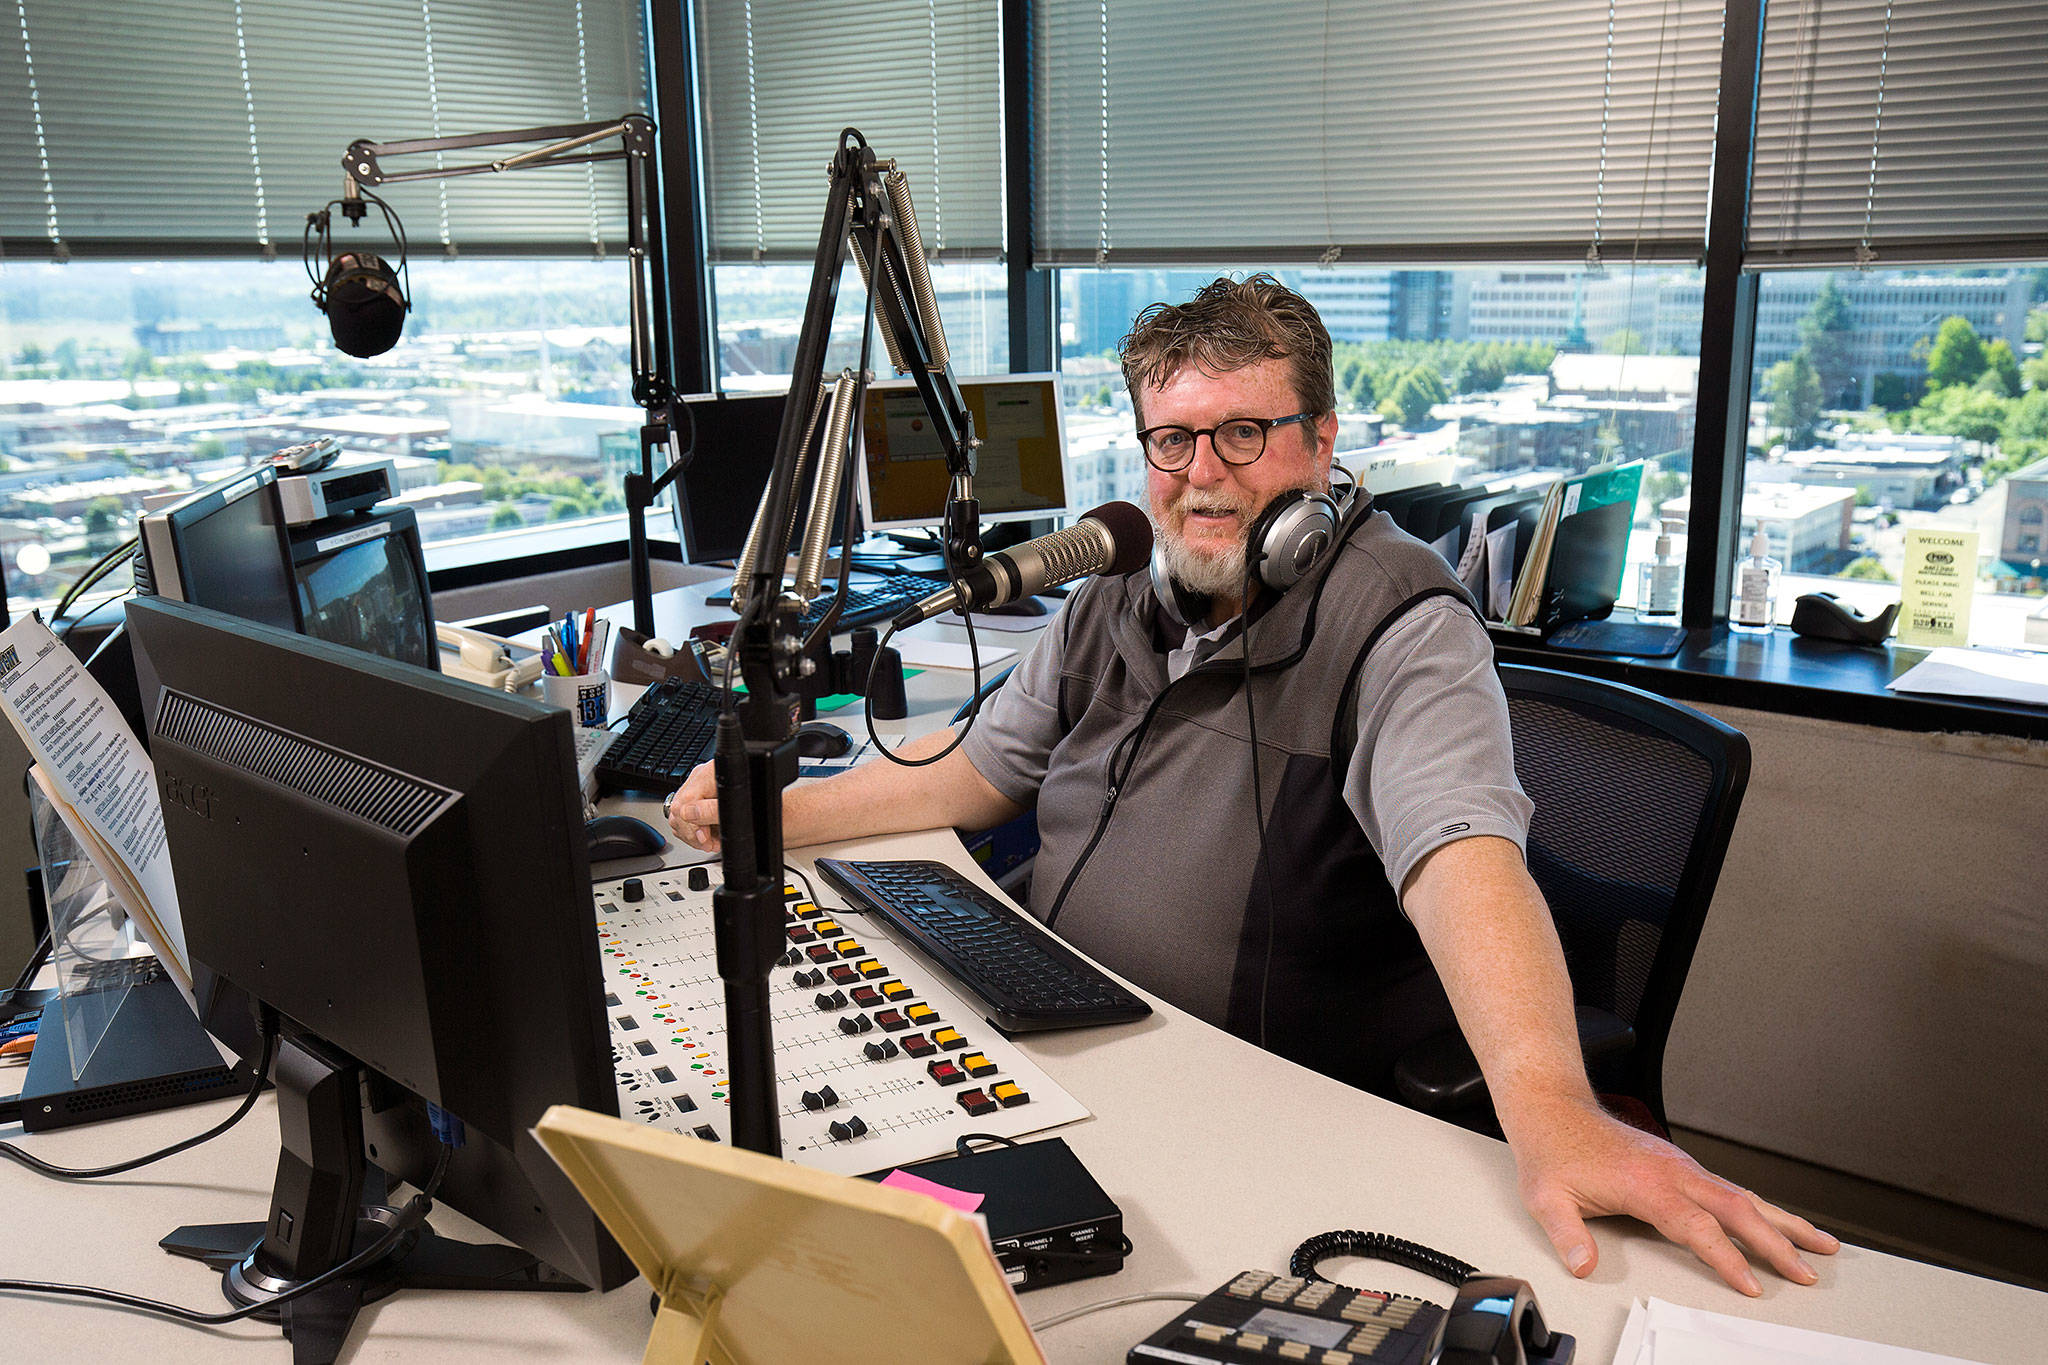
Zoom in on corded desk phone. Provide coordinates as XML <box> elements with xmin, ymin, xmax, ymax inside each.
<box><xmin>436</xmin><ymin>623</ymin><xmax>547</xmax><ymax>691</ymax></box>
<box><xmin>1131</xmin><ymin>1233</ymin><xmax>1573</xmax><ymax>1365</ymax></box>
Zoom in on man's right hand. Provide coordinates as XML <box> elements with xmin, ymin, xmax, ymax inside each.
<box><xmin>665</xmin><ymin>761</ymin><xmax>720</xmax><ymax>854</ymax></box>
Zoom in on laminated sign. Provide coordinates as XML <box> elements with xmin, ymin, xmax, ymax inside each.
<box><xmin>1897</xmin><ymin>527</ymin><xmax>1978</xmax><ymax>648</ymax></box>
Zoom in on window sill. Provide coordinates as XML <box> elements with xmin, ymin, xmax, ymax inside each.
<box><xmin>423</xmin><ymin>516</ymin><xmax>681</xmax><ymax>592</ymax></box>
<box><xmin>1489</xmin><ymin>618</ymin><xmax>2048</xmax><ymax>743</ymax></box>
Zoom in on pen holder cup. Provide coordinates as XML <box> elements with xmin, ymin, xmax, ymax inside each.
<box><xmin>542</xmin><ymin>669</ymin><xmax>611</xmax><ymax>728</ymax></box>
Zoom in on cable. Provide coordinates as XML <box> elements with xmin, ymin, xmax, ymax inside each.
<box><xmin>0</xmin><ymin>1139</ymin><xmax>452</xmax><ymax>1326</ymax></box>
<box><xmin>1029</xmin><ymin>1290</ymin><xmax>1206</xmax><ymax>1333</ymax></box>
<box><xmin>0</xmin><ymin>1020</ymin><xmax>277</xmax><ymax>1180</ymax></box>
<box><xmin>1288</xmin><ymin>1230</ymin><xmax>1478</xmax><ymax>1288</ymax></box>
<box><xmin>861</xmin><ymin>617</ymin><xmax>978</xmax><ymax>766</ymax></box>
<box><xmin>781</xmin><ymin>862</ymin><xmax>820</xmax><ymax>907</ymax></box>
<box><xmin>1241</xmin><ymin>557</ymin><xmax>1278</xmax><ymax>1049</ymax></box>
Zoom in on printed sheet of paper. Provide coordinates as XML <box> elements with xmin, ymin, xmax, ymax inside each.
<box><xmin>0</xmin><ymin>615</ymin><xmax>188</xmax><ymax>988</ymax></box>
<box><xmin>1611</xmin><ymin>1296</ymin><xmax>1991</xmax><ymax>1365</ymax></box>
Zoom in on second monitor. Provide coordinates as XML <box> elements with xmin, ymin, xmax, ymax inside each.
<box><xmin>860</xmin><ymin>373</ymin><xmax>1069</xmax><ymax>532</ymax></box>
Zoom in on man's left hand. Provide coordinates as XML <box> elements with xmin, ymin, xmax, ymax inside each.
<box><xmin>1509</xmin><ymin>1093</ymin><xmax>1840</xmax><ymax>1296</ymax></box>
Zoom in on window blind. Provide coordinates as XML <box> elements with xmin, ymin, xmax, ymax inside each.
<box><xmin>1748</xmin><ymin>0</ymin><xmax>2048</xmax><ymax>267</ymax></box>
<box><xmin>1033</xmin><ymin>0</ymin><xmax>1726</xmax><ymax>268</ymax></box>
<box><xmin>0</xmin><ymin>0</ymin><xmax>647</xmax><ymax>260</ymax></box>
<box><xmin>695</xmin><ymin>0</ymin><xmax>1003</xmax><ymax>263</ymax></box>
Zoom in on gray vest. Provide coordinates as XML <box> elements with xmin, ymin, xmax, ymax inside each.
<box><xmin>1028</xmin><ymin>501</ymin><xmax>1479</xmax><ymax>1093</ymax></box>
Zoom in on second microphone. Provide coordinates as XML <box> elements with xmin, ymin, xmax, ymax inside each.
<box><xmin>892</xmin><ymin>501</ymin><xmax>1154</xmax><ymax>629</ymax></box>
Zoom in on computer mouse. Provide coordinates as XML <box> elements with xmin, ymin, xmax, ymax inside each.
<box><xmin>796</xmin><ymin>720</ymin><xmax>854</xmax><ymax>759</ymax></box>
<box><xmin>981</xmin><ymin>596</ymin><xmax>1049</xmax><ymax>618</ymax></box>
<box><xmin>585</xmin><ymin>814</ymin><xmax>669</xmax><ymax>862</ymax></box>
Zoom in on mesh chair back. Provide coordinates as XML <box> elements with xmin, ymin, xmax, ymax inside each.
<box><xmin>1499</xmin><ymin>664</ymin><xmax>1750</xmax><ymax>1125</ymax></box>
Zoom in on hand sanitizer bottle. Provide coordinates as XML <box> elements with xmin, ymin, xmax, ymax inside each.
<box><xmin>1730</xmin><ymin>528</ymin><xmax>1780</xmax><ymax>633</ymax></box>
<box><xmin>1637</xmin><ymin>519</ymin><xmax>1683</xmax><ymax>616</ymax></box>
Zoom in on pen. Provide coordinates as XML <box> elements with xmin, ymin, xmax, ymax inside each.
<box><xmin>579</xmin><ymin>607</ymin><xmax>597</xmax><ymax>672</ymax></box>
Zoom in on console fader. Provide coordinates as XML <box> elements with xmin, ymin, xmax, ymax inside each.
<box><xmin>594</xmin><ymin>865</ymin><xmax>1089</xmax><ymax>1176</ymax></box>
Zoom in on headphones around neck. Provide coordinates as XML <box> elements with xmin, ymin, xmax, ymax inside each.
<box><xmin>1150</xmin><ymin>471</ymin><xmax>1357</xmax><ymax>629</ymax></box>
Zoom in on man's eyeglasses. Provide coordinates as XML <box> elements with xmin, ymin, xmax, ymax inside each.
<box><xmin>1135</xmin><ymin>412</ymin><xmax>1318</xmax><ymax>472</ymax></box>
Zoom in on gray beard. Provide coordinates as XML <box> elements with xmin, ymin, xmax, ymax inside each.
<box><xmin>1155</xmin><ymin>525</ymin><xmax>1249</xmax><ymax>599</ymax></box>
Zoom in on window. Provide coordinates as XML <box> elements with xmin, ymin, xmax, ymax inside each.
<box><xmin>1741</xmin><ymin>266</ymin><xmax>2048</xmax><ymax>640</ymax></box>
<box><xmin>0</xmin><ymin>255</ymin><xmax>646</xmax><ymax>617</ymax></box>
<box><xmin>0</xmin><ymin>0</ymin><xmax>654</xmax><ymax>615</ymax></box>
<box><xmin>1059</xmin><ymin>264</ymin><xmax>1703</xmax><ymax>614</ymax></box>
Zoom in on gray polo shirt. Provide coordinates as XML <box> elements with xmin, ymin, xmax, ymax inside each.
<box><xmin>965</xmin><ymin>593</ymin><xmax>1530</xmax><ymax>902</ymax></box>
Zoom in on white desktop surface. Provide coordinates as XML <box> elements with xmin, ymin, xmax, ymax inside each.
<box><xmin>4</xmin><ymin>585</ymin><xmax>2045</xmax><ymax>1362</ymax></box>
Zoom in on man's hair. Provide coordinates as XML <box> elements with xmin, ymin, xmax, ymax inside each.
<box><xmin>1117</xmin><ymin>273</ymin><xmax>1335</xmax><ymax>425</ymax></box>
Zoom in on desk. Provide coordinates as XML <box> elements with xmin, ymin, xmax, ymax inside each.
<box><xmin>5</xmin><ymin>588</ymin><xmax>2045</xmax><ymax>1362</ymax></box>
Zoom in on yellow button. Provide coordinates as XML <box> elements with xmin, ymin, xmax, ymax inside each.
<box><xmin>859</xmin><ymin>960</ymin><xmax>888</xmax><ymax>977</ymax></box>
<box><xmin>906</xmin><ymin>1004</ymin><xmax>938</xmax><ymax>1023</ymax></box>
<box><xmin>931</xmin><ymin>1026</ymin><xmax>964</xmax><ymax>1048</ymax></box>
<box><xmin>881</xmin><ymin>980</ymin><xmax>912</xmax><ymax>998</ymax></box>
<box><xmin>814</xmin><ymin>919</ymin><xmax>839</xmax><ymax>936</ymax></box>
<box><xmin>991</xmin><ymin>1081</ymin><xmax>1027</xmax><ymax>1105</ymax></box>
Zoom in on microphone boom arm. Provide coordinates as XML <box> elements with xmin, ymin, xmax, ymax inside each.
<box><xmin>338</xmin><ymin>115</ymin><xmax>677</xmax><ymax>636</ymax></box>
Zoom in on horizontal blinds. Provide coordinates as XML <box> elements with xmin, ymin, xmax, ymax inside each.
<box><xmin>1034</xmin><ymin>0</ymin><xmax>1725</xmax><ymax>268</ymax></box>
<box><xmin>1749</xmin><ymin>0</ymin><xmax>2048</xmax><ymax>267</ymax></box>
<box><xmin>0</xmin><ymin>0</ymin><xmax>647</xmax><ymax>260</ymax></box>
<box><xmin>696</xmin><ymin>0</ymin><xmax>1003</xmax><ymax>263</ymax></box>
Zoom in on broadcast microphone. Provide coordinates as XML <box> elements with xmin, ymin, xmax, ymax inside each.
<box><xmin>891</xmin><ymin>501</ymin><xmax>1153</xmax><ymax>629</ymax></box>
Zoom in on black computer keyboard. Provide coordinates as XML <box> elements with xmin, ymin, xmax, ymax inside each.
<box><xmin>814</xmin><ymin>858</ymin><xmax>1152</xmax><ymax>1032</ymax></box>
<box><xmin>593</xmin><ymin>677</ymin><xmax>726</xmax><ymax>794</ymax></box>
<box><xmin>711</xmin><ymin>573</ymin><xmax>938</xmax><ymax>633</ymax></box>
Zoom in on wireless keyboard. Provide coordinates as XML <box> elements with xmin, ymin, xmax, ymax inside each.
<box><xmin>815</xmin><ymin>858</ymin><xmax>1152</xmax><ymax>1032</ymax></box>
<box><xmin>593</xmin><ymin>677</ymin><xmax>726</xmax><ymax>794</ymax></box>
<box><xmin>710</xmin><ymin>573</ymin><xmax>937</xmax><ymax>633</ymax></box>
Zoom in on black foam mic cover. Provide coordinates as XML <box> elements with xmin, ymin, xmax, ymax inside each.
<box><xmin>322</xmin><ymin>251</ymin><xmax>409</xmax><ymax>358</ymax></box>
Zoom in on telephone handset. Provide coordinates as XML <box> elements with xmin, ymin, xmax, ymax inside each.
<box><xmin>436</xmin><ymin>623</ymin><xmax>547</xmax><ymax>691</ymax></box>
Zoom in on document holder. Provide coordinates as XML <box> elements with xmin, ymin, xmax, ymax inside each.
<box><xmin>534</xmin><ymin>1105</ymin><xmax>1045</xmax><ymax>1365</ymax></box>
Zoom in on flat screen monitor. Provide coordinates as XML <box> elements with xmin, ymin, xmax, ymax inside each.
<box><xmin>126</xmin><ymin>596</ymin><xmax>629</xmax><ymax>1349</ymax></box>
<box><xmin>288</xmin><ymin>506</ymin><xmax>436</xmax><ymax>670</ymax></box>
<box><xmin>137</xmin><ymin>466</ymin><xmax>299</xmax><ymax>633</ymax></box>
<box><xmin>859</xmin><ymin>373</ymin><xmax>1070</xmax><ymax>532</ymax></box>
<box><xmin>672</xmin><ymin>389</ymin><xmax>851</xmax><ymax>564</ymax></box>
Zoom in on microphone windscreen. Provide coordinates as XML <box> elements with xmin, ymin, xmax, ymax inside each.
<box><xmin>1082</xmin><ymin>500</ymin><xmax>1155</xmax><ymax>575</ymax></box>
<box><xmin>324</xmin><ymin>253</ymin><xmax>408</xmax><ymax>359</ymax></box>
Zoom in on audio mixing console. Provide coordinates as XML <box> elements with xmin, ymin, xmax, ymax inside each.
<box><xmin>594</xmin><ymin>865</ymin><xmax>1090</xmax><ymax>1175</ymax></box>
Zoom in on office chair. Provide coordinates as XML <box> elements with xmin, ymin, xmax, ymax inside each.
<box><xmin>1394</xmin><ymin>664</ymin><xmax>1751</xmax><ymax>1138</ymax></box>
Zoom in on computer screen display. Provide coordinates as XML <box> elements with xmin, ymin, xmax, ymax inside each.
<box><xmin>673</xmin><ymin>389</ymin><xmax>850</xmax><ymax>564</ymax></box>
<box><xmin>147</xmin><ymin>467</ymin><xmax>299</xmax><ymax>632</ymax></box>
<box><xmin>859</xmin><ymin>373</ymin><xmax>1070</xmax><ymax>532</ymax></box>
<box><xmin>290</xmin><ymin>507</ymin><xmax>436</xmax><ymax>670</ymax></box>
<box><xmin>126</xmin><ymin>595</ymin><xmax>627</xmax><ymax>1298</ymax></box>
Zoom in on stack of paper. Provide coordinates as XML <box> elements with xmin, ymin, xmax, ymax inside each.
<box><xmin>1887</xmin><ymin>646</ymin><xmax>2048</xmax><ymax>708</ymax></box>
<box><xmin>1612</xmin><ymin>1297</ymin><xmax>1990</xmax><ymax>1365</ymax></box>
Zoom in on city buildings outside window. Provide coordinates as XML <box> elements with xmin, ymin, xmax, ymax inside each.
<box><xmin>0</xmin><ymin>256</ymin><xmax>649</xmax><ymax>618</ymax></box>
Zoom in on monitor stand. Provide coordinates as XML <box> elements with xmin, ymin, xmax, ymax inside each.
<box><xmin>159</xmin><ymin>1032</ymin><xmax>583</xmax><ymax>1365</ymax></box>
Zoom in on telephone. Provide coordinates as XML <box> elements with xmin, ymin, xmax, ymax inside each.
<box><xmin>436</xmin><ymin>623</ymin><xmax>547</xmax><ymax>691</ymax></box>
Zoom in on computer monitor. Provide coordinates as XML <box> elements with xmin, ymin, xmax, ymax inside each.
<box><xmin>859</xmin><ymin>373</ymin><xmax>1070</xmax><ymax>532</ymax></box>
<box><xmin>135</xmin><ymin>465</ymin><xmax>299</xmax><ymax>633</ymax></box>
<box><xmin>672</xmin><ymin>389</ymin><xmax>851</xmax><ymax>564</ymax></box>
<box><xmin>125</xmin><ymin>596</ymin><xmax>629</xmax><ymax>1353</ymax></box>
<box><xmin>138</xmin><ymin>466</ymin><xmax>438</xmax><ymax>671</ymax></box>
<box><xmin>288</xmin><ymin>506</ymin><xmax>436</xmax><ymax>670</ymax></box>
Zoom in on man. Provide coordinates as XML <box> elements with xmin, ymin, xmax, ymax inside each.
<box><xmin>668</xmin><ymin>275</ymin><xmax>1837</xmax><ymax>1295</ymax></box>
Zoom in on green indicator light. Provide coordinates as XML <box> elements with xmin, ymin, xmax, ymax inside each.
<box><xmin>712</xmin><ymin>1091</ymin><xmax>725</xmax><ymax>1099</ymax></box>
<box><xmin>691</xmin><ymin>1063</ymin><xmax>703</xmax><ymax>1070</ymax></box>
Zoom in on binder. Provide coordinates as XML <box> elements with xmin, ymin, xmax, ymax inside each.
<box><xmin>1504</xmin><ymin>462</ymin><xmax>1645</xmax><ymax>629</ymax></box>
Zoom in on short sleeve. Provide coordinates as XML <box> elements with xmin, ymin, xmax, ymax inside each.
<box><xmin>1342</xmin><ymin>596</ymin><xmax>1533</xmax><ymax>901</ymax></box>
<box><xmin>958</xmin><ymin>598</ymin><xmax>1075</xmax><ymax>808</ymax></box>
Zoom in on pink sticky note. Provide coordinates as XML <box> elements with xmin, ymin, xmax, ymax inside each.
<box><xmin>879</xmin><ymin>1168</ymin><xmax>985</xmax><ymax>1213</ymax></box>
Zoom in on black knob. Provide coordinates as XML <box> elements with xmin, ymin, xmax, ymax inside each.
<box><xmin>622</xmin><ymin>878</ymin><xmax>644</xmax><ymax>902</ymax></box>
<box><xmin>687</xmin><ymin>866</ymin><xmax>710</xmax><ymax>892</ymax></box>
